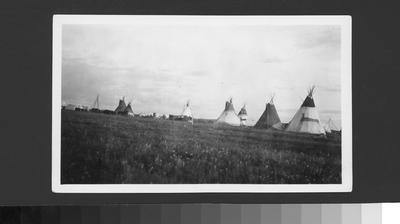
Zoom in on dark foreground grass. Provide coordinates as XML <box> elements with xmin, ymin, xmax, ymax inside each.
<box><xmin>61</xmin><ymin>111</ymin><xmax>341</xmax><ymax>184</ymax></box>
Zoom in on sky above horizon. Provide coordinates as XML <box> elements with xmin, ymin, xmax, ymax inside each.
<box><xmin>62</xmin><ymin>23</ymin><xmax>342</xmax><ymax>127</ymax></box>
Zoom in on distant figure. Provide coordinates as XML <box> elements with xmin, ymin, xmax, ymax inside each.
<box><xmin>238</xmin><ymin>104</ymin><xmax>248</xmax><ymax>126</ymax></box>
<box><xmin>215</xmin><ymin>98</ymin><xmax>241</xmax><ymax>126</ymax></box>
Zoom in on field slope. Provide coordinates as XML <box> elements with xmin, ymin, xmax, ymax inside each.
<box><xmin>61</xmin><ymin>111</ymin><xmax>341</xmax><ymax>184</ymax></box>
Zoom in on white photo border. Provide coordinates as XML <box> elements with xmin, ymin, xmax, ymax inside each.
<box><xmin>52</xmin><ymin>15</ymin><xmax>352</xmax><ymax>193</ymax></box>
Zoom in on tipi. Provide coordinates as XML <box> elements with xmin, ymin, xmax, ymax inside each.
<box><xmin>215</xmin><ymin>98</ymin><xmax>241</xmax><ymax>126</ymax></box>
<box><xmin>238</xmin><ymin>104</ymin><xmax>248</xmax><ymax>126</ymax></box>
<box><xmin>285</xmin><ymin>87</ymin><xmax>325</xmax><ymax>135</ymax></box>
<box><xmin>323</xmin><ymin>118</ymin><xmax>339</xmax><ymax>133</ymax></box>
<box><xmin>254</xmin><ymin>96</ymin><xmax>281</xmax><ymax>129</ymax></box>
<box><xmin>181</xmin><ymin>101</ymin><xmax>193</xmax><ymax>118</ymax></box>
<box><xmin>124</xmin><ymin>102</ymin><xmax>134</xmax><ymax>116</ymax></box>
<box><xmin>115</xmin><ymin>97</ymin><xmax>127</xmax><ymax>114</ymax></box>
<box><xmin>90</xmin><ymin>94</ymin><xmax>101</xmax><ymax>113</ymax></box>
<box><xmin>181</xmin><ymin>100</ymin><xmax>193</xmax><ymax>123</ymax></box>
<box><xmin>169</xmin><ymin>100</ymin><xmax>194</xmax><ymax>123</ymax></box>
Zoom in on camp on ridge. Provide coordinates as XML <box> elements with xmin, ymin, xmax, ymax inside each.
<box><xmin>61</xmin><ymin>86</ymin><xmax>339</xmax><ymax>138</ymax></box>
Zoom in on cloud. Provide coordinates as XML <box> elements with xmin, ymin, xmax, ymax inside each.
<box><xmin>61</xmin><ymin>24</ymin><xmax>342</xmax><ymax>124</ymax></box>
<box><xmin>295</xmin><ymin>26</ymin><xmax>341</xmax><ymax>49</ymax></box>
<box><xmin>262</xmin><ymin>56</ymin><xmax>285</xmax><ymax>64</ymax></box>
<box><xmin>318</xmin><ymin>85</ymin><xmax>341</xmax><ymax>92</ymax></box>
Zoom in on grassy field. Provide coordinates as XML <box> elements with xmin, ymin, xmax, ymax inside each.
<box><xmin>61</xmin><ymin>110</ymin><xmax>341</xmax><ymax>184</ymax></box>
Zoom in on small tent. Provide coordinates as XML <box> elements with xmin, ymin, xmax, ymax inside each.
<box><xmin>215</xmin><ymin>98</ymin><xmax>241</xmax><ymax>126</ymax></box>
<box><xmin>238</xmin><ymin>104</ymin><xmax>248</xmax><ymax>126</ymax></box>
<box><xmin>181</xmin><ymin>101</ymin><xmax>193</xmax><ymax>118</ymax></box>
<box><xmin>181</xmin><ymin>100</ymin><xmax>193</xmax><ymax>123</ymax></box>
<box><xmin>65</xmin><ymin>104</ymin><xmax>76</xmax><ymax>111</ymax></box>
<box><xmin>124</xmin><ymin>102</ymin><xmax>134</xmax><ymax>116</ymax></box>
<box><xmin>254</xmin><ymin>97</ymin><xmax>281</xmax><ymax>129</ymax></box>
<box><xmin>323</xmin><ymin>118</ymin><xmax>339</xmax><ymax>133</ymax></box>
<box><xmin>90</xmin><ymin>95</ymin><xmax>101</xmax><ymax>113</ymax></box>
<box><xmin>115</xmin><ymin>97</ymin><xmax>127</xmax><ymax>114</ymax></box>
<box><xmin>169</xmin><ymin>101</ymin><xmax>193</xmax><ymax>123</ymax></box>
<box><xmin>285</xmin><ymin>87</ymin><xmax>325</xmax><ymax>135</ymax></box>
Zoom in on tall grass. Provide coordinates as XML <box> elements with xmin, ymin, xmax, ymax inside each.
<box><xmin>61</xmin><ymin>111</ymin><xmax>341</xmax><ymax>184</ymax></box>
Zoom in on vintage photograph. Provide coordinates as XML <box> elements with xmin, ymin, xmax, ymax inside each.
<box><xmin>52</xmin><ymin>16</ymin><xmax>352</xmax><ymax>193</ymax></box>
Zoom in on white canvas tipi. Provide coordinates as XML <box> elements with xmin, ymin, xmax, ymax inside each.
<box><xmin>215</xmin><ymin>98</ymin><xmax>241</xmax><ymax>126</ymax></box>
<box><xmin>323</xmin><ymin>118</ymin><xmax>339</xmax><ymax>133</ymax></box>
<box><xmin>181</xmin><ymin>100</ymin><xmax>193</xmax><ymax>123</ymax></box>
<box><xmin>238</xmin><ymin>104</ymin><xmax>248</xmax><ymax>126</ymax></box>
<box><xmin>286</xmin><ymin>87</ymin><xmax>326</xmax><ymax>135</ymax></box>
<box><xmin>181</xmin><ymin>101</ymin><xmax>193</xmax><ymax>118</ymax></box>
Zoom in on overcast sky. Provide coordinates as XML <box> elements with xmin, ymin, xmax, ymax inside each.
<box><xmin>62</xmin><ymin>23</ymin><xmax>342</xmax><ymax>126</ymax></box>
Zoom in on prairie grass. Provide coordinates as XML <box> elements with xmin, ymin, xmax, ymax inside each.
<box><xmin>61</xmin><ymin>111</ymin><xmax>341</xmax><ymax>184</ymax></box>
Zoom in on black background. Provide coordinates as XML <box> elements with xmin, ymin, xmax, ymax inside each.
<box><xmin>0</xmin><ymin>0</ymin><xmax>399</xmax><ymax>205</ymax></box>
